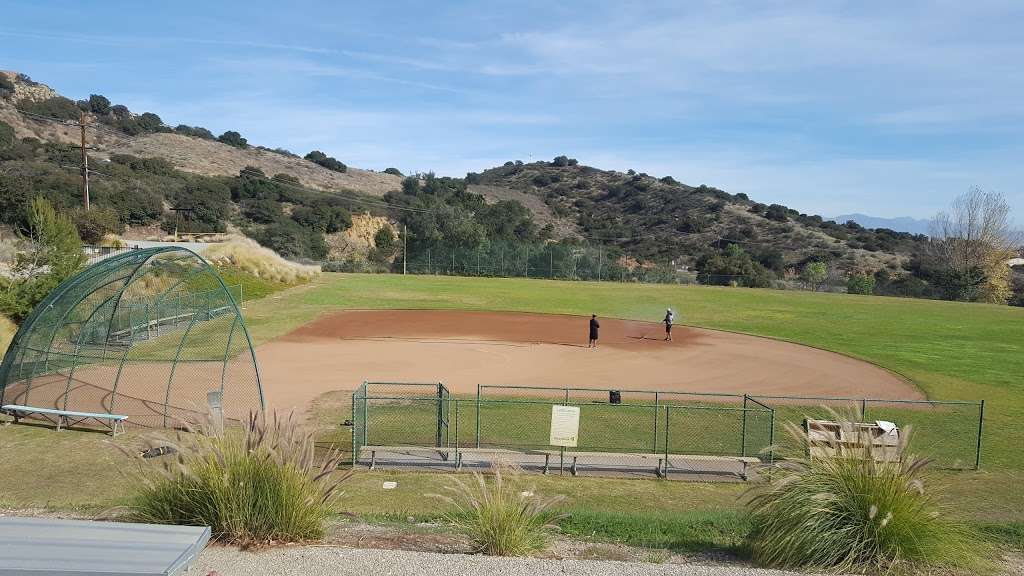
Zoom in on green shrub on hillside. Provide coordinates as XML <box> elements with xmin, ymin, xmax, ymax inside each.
<box><xmin>217</xmin><ymin>130</ymin><xmax>248</xmax><ymax>148</ymax></box>
<box><xmin>17</xmin><ymin>96</ymin><xmax>81</xmax><ymax>121</ymax></box>
<box><xmin>746</xmin><ymin>414</ymin><xmax>989</xmax><ymax>574</ymax></box>
<box><xmin>73</xmin><ymin>207</ymin><xmax>122</xmax><ymax>244</ymax></box>
<box><xmin>304</xmin><ymin>150</ymin><xmax>346</xmax><ymax>173</ymax></box>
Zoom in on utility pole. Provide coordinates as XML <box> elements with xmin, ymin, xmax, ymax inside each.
<box><xmin>597</xmin><ymin>245</ymin><xmax>603</xmax><ymax>281</ymax></box>
<box><xmin>402</xmin><ymin>224</ymin><xmax>407</xmax><ymax>275</ymax></box>
<box><xmin>79</xmin><ymin>111</ymin><xmax>90</xmax><ymax>210</ymax></box>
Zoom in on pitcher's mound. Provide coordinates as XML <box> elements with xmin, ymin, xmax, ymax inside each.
<box><xmin>258</xmin><ymin>310</ymin><xmax>919</xmax><ymax>413</ymax></box>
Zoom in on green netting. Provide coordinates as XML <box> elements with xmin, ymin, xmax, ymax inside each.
<box><xmin>0</xmin><ymin>246</ymin><xmax>264</xmax><ymax>429</ymax></box>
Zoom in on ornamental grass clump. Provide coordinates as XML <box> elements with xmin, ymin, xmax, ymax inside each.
<box><xmin>432</xmin><ymin>464</ymin><xmax>565</xmax><ymax>556</ymax></box>
<box><xmin>746</xmin><ymin>411</ymin><xmax>990</xmax><ymax>574</ymax></box>
<box><xmin>123</xmin><ymin>412</ymin><xmax>348</xmax><ymax>547</ymax></box>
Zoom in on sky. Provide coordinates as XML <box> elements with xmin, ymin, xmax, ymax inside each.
<box><xmin>2</xmin><ymin>0</ymin><xmax>1022</xmax><ymax>221</ymax></box>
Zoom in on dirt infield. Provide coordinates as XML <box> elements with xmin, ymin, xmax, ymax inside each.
<box><xmin>257</xmin><ymin>310</ymin><xmax>920</xmax><ymax>414</ymax></box>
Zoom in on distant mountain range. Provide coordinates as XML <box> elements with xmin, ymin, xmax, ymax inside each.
<box><xmin>830</xmin><ymin>214</ymin><xmax>932</xmax><ymax>236</ymax></box>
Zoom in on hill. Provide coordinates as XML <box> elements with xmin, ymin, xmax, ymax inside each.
<box><xmin>1</xmin><ymin>70</ymin><xmax>1008</xmax><ymax>303</ymax></box>
<box><xmin>832</xmin><ymin>213</ymin><xmax>933</xmax><ymax>235</ymax></box>
<box><xmin>0</xmin><ymin>71</ymin><xmax>400</xmax><ymax>197</ymax></box>
<box><xmin>473</xmin><ymin>160</ymin><xmax>924</xmax><ymax>275</ymax></box>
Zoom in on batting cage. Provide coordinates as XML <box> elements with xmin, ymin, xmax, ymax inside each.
<box><xmin>0</xmin><ymin>246</ymin><xmax>264</xmax><ymax>430</ymax></box>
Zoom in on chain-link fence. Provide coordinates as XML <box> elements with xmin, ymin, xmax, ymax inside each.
<box><xmin>0</xmin><ymin>247</ymin><xmax>263</xmax><ymax>429</ymax></box>
<box><xmin>352</xmin><ymin>382</ymin><xmax>774</xmax><ymax>479</ymax></box>
<box><xmin>349</xmin><ymin>383</ymin><xmax>985</xmax><ymax>476</ymax></box>
<box><xmin>748</xmin><ymin>395</ymin><xmax>985</xmax><ymax>470</ymax></box>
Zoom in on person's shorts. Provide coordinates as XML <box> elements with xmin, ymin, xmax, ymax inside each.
<box><xmin>665</xmin><ymin>324</ymin><xmax>672</xmax><ymax>332</ymax></box>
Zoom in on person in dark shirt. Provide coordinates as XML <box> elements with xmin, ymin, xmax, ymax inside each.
<box><xmin>588</xmin><ymin>314</ymin><xmax>600</xmax><ymax>348</ymax></box>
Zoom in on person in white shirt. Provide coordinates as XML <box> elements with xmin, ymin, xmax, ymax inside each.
<box><xmin>663</xmin><ymin>308</ymin><xmax>675</xmax><ymax>341</ymax></box>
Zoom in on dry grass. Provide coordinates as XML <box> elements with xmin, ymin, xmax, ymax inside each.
<box><xmin>204</xmin><ymin>237</ymin><xmax>320</xmax><ymax>284</ymax></box>
<box><xmin>0</xmin><ymin>313</ymin><xmax>15</xmax><ymax>357</ymax></box>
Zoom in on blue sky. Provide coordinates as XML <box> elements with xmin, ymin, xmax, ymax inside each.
<box><xmin>2</xmin><ymin>1</ymin><xmax>1022</xmax><ymax>221</ymax></box>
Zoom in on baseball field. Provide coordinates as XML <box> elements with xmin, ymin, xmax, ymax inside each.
<box><xmin>2</xmin><ymin>272</ymin><xmax>1022</xmax><ymax>548</ymax></box>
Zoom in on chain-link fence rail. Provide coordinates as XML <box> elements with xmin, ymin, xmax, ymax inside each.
<box><xmin>747</xmin><ymin>395</ymin><xmax>985</xmax><ymax>470</ymax></box>
<box><xmin>351</xmin><ymin>382</ymin><xmax>773</xmax><ymax>480</ymax></box>
<box><xmin>0</xmin><ymin>247</ymin><xmax>263</xmax><ymax>431</ymax></box>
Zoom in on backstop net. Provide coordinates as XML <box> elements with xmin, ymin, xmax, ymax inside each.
<box><xmin>0</xmin><ymin>246</ymin><xmax>264</xmax><ymax>429</ymax></box>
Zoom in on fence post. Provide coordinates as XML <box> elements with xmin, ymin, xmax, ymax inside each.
<box><xmin>741</xmin><ymin>395</ymin><xmax>749</xmax><ymax>457</ymax></box>
<box><xmin>975</xmin><ymin>400</ymin><xmax>985</xmax><ymax>470</ymax></box>
<box><xmin>652</xmin><ymin>392</ymin><xmax>660</xmax><ymax>453</ymax></box>
<box><xmin>351</xmin><ymin>387</ymin><xmax>357</xmax><ymax>466</ymax></box>
<box><xmin>475</xmin><ymin>384</ymin><xmax>482</xmax><ymax>448</ymax></box>
<box><xmin>454</xmin><ymin>400</ymin><xmax>460</xmax><ymax>459</ymax></box>
<box><xmin>861</xmin><ymin>398</ymin><xmax>868</xmax><ymax>419</ymax></box>
<box><xmin>362</xmin><ymin>381</ymin><xmax>368</xmax><ymax>446</ymax></box>
<box><xmin>436</xmin><ymin>383</ymin><xmax>444</xmax><ymax>448</ymax></box>
<box><xmin>663</xmin><ymin>406</ymin><xmax>670</xmax><ymax>474</ymax></box>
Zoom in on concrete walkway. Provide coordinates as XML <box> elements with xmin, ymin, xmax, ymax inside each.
<box><xmin>194</xmin><ymin>546</ymin><xmax>804</xmax><ymax>576</ymax></box>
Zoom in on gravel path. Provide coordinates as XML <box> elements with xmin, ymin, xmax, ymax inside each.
<box><xmin>193</xmin><ymin>546</ymin><xmax>805</xmax><ymax>576</ymax></box>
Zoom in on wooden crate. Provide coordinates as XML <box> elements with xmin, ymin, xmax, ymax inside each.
<box><xmin>804</xmin><ymin>419</ymin><xmax>901</xmax><ymax>462</ymax></box>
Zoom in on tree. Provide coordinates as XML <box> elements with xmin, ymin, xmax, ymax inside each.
<box><xmin>368</xmin><ymin>227</ymin><xmax>396</xmax><ymax>264</ymax></box>
<box><xmin>304</xmin><ymin>150</ymin><xmax>346</xmax><ymax>172</ymax></box>
<box><xmin>0</xmin><ymin>197</ymin><xmax>85</xmax><ymax>321</ymax></box>
<box><xmin>384</xmin><ymin>167</ymin><xmax>403</xmax><ymax>177</ymax></box>
<box><xmin>930</xmin><ymin>188</ymin><xmax>1018</xmax><ymax>304</ymax></box>
<box><xmin>218</xmin><ymin>130</ymin><xmax>248</xmax><ymax>148</ymax></box>
<box><xmin>88</xmin><ymin>94</ymin><xmax>111</xmax><ymax>115</ymax></box>
<box><xmin>254</xmin><ymin>220</ymin><xmax>327</xmax><ymax>260</ymax></box>
<box><xmin>847</xmin><ymin>273</ymin><xmax>876</xmax><ymax>295</ymax></box>
<box><xmin>800</xmin><ymin>261</ymin><xmax>828</xmax><ymax>291</ymax></box>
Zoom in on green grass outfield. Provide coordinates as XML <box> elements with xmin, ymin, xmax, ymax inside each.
<box><xmin>241</xmin><ymin>273</ymin><xmax>1023</xmax><ymax>466</ymax></box>
<box><xmin>2</xmin><ymin>272</ymin><xmax>1023</xmax><ymax>549</ymax></box>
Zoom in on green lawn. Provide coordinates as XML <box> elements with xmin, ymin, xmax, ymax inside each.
<box><xmin>3</xmin><ymin>272</ymin><xmax>1023</xmax><ymax>539</ymax></box>
<box><xmin>242</xmin><ymin>273</ymin><xmax>1023</xmax><ymax>468</ymax></box>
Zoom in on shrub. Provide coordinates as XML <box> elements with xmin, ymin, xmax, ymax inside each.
<box><xmin>203</xmin><ymin>237</ymin><xmax>320</xmax><ymax>284</ymax></box>
<box><xmin>746</xmin><ymin>413</ymin><xmax>989</xmax><ymax>574</ymax></box>
<box><xmin>123</xmin><ymin>412</ymin><xmax>348</xmax><ymax>546</ymax></box>
<box><xmin>18</xmin><ymin>96</ymin><xmax>81</xmax><ymax>120</ymax></box>
<box><xmin>218</xmin><ymin>130</ymin><xmax>248</xmax><ymax>148</ymax></box>
<box><xmin>432</xmin><ymin>465</ymin><xmax>564</xmax><ymax>556</ymax></box>
<box><xmin>0</xmin><ymin>120</ymin><xmax>14</xmax><ymax>149</ymax></box>
<box><xmin>304</xmin><ymin>150</ymin><xmax>346</xmax><ymax>173</ymax></box>
<box><xmin>847</xmin><ymin>273</ymin><xmax>876</xmax><ymax>295</ymax></box>
<box><xmin>0</xmin><ymin>76</ymin><xmax>14</xmax><ymax>98</ymax></box>
<box><xmin>254</xmin><ymin>220</ymin><xmax>328</xmax><ymax>260</ymax></box>
<box><xmin>384</xmin><ymin>167</ymin><xmax>403</xmax><ymax>177</ymax></box>
<box><xmin>174</xmin><ymin>124</ymin><xmax>215</xmax><ymax>140</ymax></box>
<box><xmin>73</xmin><ymin>207</ymin><xmax>123</xmax><ymax>244</ymax></box>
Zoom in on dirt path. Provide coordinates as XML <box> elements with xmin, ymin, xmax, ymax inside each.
<box><xmin>258</xmin><ymin>311</ymin><xmax>919</xmax><ymax>414</ymax></box>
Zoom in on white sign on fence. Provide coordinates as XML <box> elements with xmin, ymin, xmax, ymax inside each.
<box><xmin>549</xmin><ymin>405</ymin><xmax>580</xmax><ymax>447</ymax></box>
